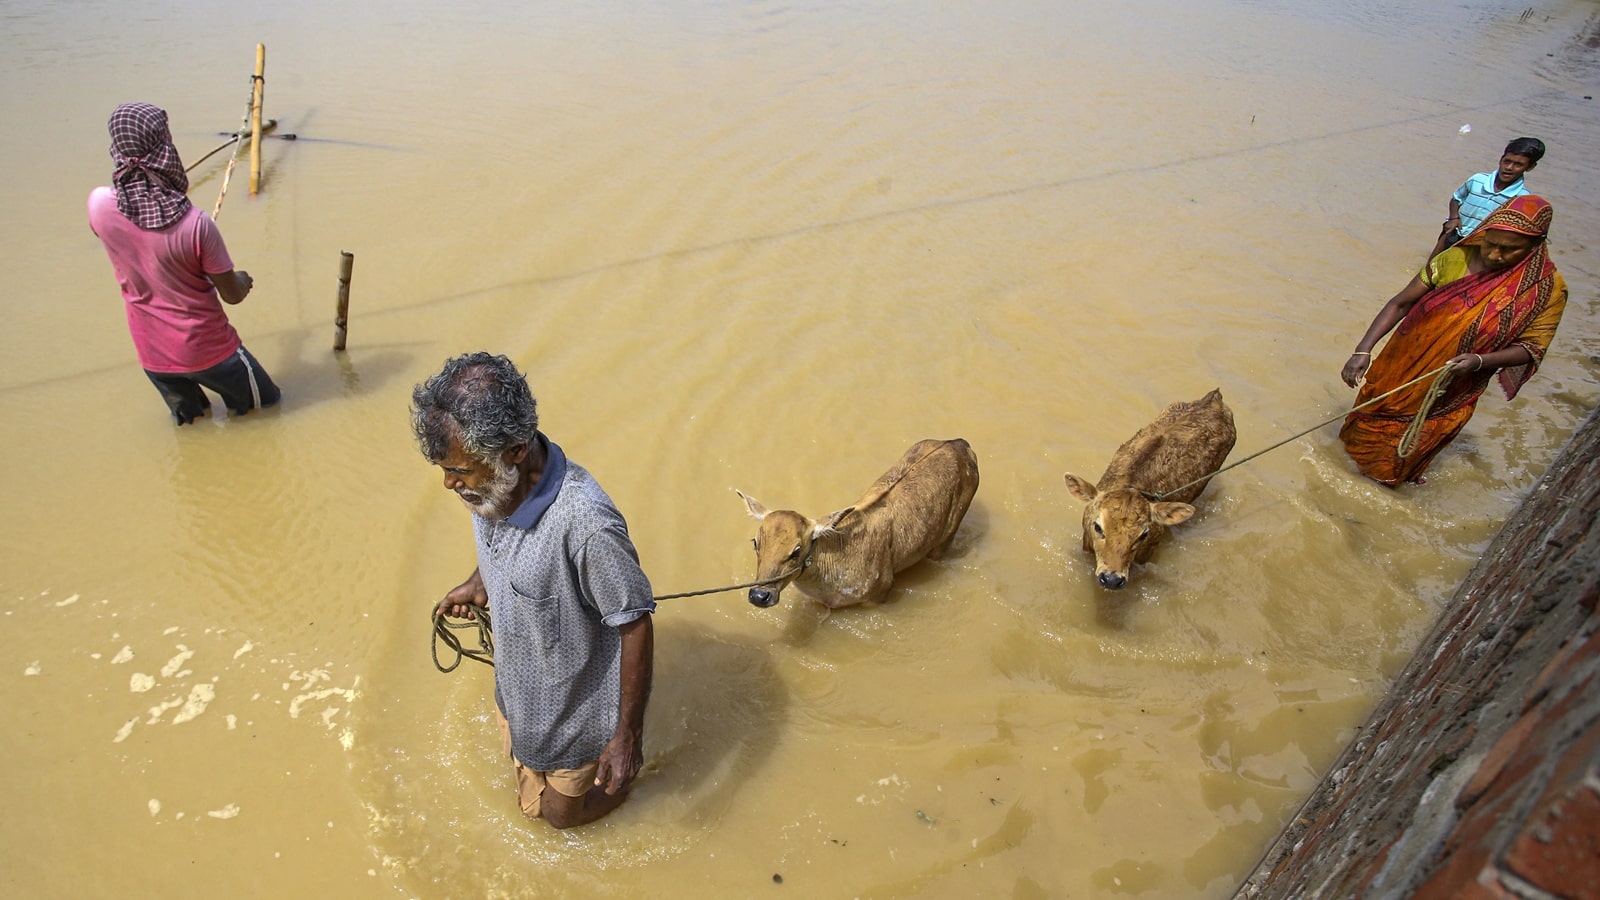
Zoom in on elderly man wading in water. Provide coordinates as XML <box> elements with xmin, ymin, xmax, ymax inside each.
<box><xmin>413</xmin><ymin>352</ymin><xmax>655</xmax><ymax>828</ymax></box>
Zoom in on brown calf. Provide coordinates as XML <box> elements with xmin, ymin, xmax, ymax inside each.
<box><xmin>1063</xmin><ymin>389</ymin><xmax>1236</xmax><ymax>590</ymax></box>
<box><xmin>737</xmin><ymin>438</ymin><xmax>979</xmax><ymax>608</ymax></box>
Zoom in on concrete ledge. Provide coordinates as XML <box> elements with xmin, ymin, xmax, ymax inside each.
<box><xmin>1236</xmin><ymin>405</ymin><xmax>1600</xmax><ymax>899</ymax></box>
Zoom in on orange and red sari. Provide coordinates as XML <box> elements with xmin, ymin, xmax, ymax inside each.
<box><xmin>1340</xmin><ymin>195</ymin><xmax>1567</xmax><ymax>485</ymax></box>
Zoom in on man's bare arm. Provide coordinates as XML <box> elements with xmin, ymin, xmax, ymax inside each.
<box><xmin>209</xmin><ymin>269</ymin><xmax>254</xmax><ymax>305</ymax></box>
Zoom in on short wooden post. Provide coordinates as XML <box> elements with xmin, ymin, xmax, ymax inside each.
<box><xmin>333</xmin><ymin>251</ymin><xmax>354</xmax><ymax>351</ymax></box>
<box><xmin>249</xmin><ymin>43</ymin><xmax>266</xmax><ymax>195</ymax></box>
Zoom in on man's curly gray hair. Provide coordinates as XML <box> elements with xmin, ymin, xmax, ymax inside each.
<box><xmin>411</xmin><ymin>352</ymin><xmax>539</xmax><ymax>462</ymax></box>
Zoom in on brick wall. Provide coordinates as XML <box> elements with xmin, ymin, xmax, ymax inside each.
<box><xmin>1236</xmin><ymin>405</ymin><xmax>1600</xmax><ymax>899</ymax></box>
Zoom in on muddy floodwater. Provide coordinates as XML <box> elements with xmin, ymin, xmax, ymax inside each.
<box><xmin>2</xmin><ymin>0</ymin><xmax>1598</xmax><ymax>896</ymax></box>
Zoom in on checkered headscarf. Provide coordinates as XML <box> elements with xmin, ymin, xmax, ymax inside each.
<box><xmin>108</xmin><ymin>102</ymin><xmax>192</xmax><ymax>230</ymax></box>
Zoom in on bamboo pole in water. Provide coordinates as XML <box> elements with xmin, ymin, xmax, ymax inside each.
<box><xmin>249</xmin><ymin>43</ymin><xmax>265</xmax><ymax>195</ymax></box>
<box><xmin>334</xmin><ymin>251</ymin><xmax>354</xmax><ymax>352</ymax></box>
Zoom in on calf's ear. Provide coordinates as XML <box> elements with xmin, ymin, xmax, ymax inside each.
<box><xmin>1150</xmin><ymin>502</ymin><xmax>1196</xmax><ymax>526</ymax></box>
<box><xmin>1064</xmin><ymin>473</ymin><xmax>1098</xmax><ymax>502</ymax></box>
<box><xmin>736</xmin><ymin>489</ymin><xmax>769</xmax><ymax>520</ymax></box>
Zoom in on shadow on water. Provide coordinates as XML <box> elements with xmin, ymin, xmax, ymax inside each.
<box><xmin>261</xmin><ymin>107</ymin><xmax>417</xmax><ymax>153</ymax></box>
<box><xmin>776</xmin><ymin>601</ymin><xmax>832</xmax><ymax>645</ymax></box>
<box><xmin>1096</xmin><ymin>590</ymin><xmax>1136</xmax><ymax>630</ymax></box>
<box><xmin>183</xmin><ymin>105</ymin><xmax>415</xmax><ymax>191</ymax></box>
<box><xmin>637</xmin><ymin>619</ymin><xmax>789</xmax><ymax>821</ymax></box>
<box><xmin>268</xmin><ymin>335</ymin><xmax>426</xmax><ymax>413</ymax></box>
<box><xmin>358</xmin><ymin>618</ymin><xmax>789</xmax><ymax>887</ymax></box>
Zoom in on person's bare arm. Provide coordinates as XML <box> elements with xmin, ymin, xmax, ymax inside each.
<box><xmin>1341</xmin><ymin>275</ymin><xmax>1433</xmax><ymax>387</ymax></box>
<box><xmin>208</xmin><ymin>269</ymin><xmax>254</xmax><ymax>305</ymax></box>
<box><xmin>1444</xmin><ymin>345</ymin><xmax>1534</xmax><ymax>375</ymax></box>
<box><xmin>595</xmin><ymin>614</ymin><xmax>652</xmax><ymax>794</ymax></box>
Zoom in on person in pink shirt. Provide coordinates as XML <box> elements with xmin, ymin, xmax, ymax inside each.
<box><xmin>88</xmin><ymin>102</ymin><xmax>280</xmax><ymax>425</ymax></box>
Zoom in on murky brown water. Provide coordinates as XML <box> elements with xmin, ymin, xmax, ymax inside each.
<box><xmin>3</xmin><ymin>0</ymin><xmax>1598</xmax><ymax>896</ymax></box>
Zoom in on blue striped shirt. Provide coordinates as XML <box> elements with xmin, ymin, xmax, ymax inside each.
<box><xmin>1452</xmin><ymin>171</ymin><xmax>1529</xmax><ymax>237</ymax></box>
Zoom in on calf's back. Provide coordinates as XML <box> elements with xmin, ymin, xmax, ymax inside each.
<box><xmin>849</xmin><ymin>438</ymin><xmax>980</xmax><ymax>572</ymax></box>
<box><xmin>1099</xmin><ymin>388</ymin><xmax>1236</xmax><ymax>498</ymax></box>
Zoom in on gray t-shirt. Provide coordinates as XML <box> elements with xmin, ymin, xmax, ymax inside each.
<box><xmin>473</xmin><ymin>435</ymin><xmax>655</xmax><ymax>770</ymax></box>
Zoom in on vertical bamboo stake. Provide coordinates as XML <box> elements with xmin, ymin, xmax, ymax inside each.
<box><xmin>334</xmin><ymin>251</ymin><xmax>354</xmax><ymax>352</ymax></box>
<box><xmin>249</xmin><ymin>43</ymin><xmax>265</xmax><ymax>195</ymax></box>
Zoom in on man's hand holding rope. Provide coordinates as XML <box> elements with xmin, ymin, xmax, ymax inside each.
<box><xmin>437</xmin><ymin>567</ymin><xmax>488</xmax><ymax>620</ymax></box>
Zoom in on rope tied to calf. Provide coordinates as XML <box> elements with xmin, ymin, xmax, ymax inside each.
<box><xmin>1146</xmin><ymin>364</ymin><xmax>1455</xmax><ymax>501</ymax></box>
<box><xmin>432</xmin><ymin>368</ymin><xmax>1461</xmax><ymax>670</ymax></box>
<box><xmin>430</xmin><ymin>567</ymin><xmax>807</xmax><ymax>673</ymax></box>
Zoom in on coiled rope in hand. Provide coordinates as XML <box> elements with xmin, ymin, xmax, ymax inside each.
<box><xmin>1396</xmin><ymin>366</ymin><xmax>1456</xmax><ymax>458</ymax></box>
<box><xmin>431</xmin><ymin>607</ymin><xmax>494</xmax><ymax>672</ymax></box>
<box><xmin>430</xmin><ymin>569</ymin><xmax>802</xmax><ymax>673</ymax></box>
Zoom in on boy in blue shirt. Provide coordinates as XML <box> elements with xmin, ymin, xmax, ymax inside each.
<box><xmin>1429</xmin><ymin>136</ymin><xmax>1545</xmax><ymax>258</ymax></box>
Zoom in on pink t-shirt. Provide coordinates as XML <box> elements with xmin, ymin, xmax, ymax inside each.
<box><xmin>88</xmin><ymin>186</ymin><xmax>241</xmax><ymax>373</ymax></box>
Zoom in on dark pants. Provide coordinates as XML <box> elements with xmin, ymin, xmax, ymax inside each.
<box><xmin>145</xmin><ymin>345</ymin><xmax>281</xmax><ymax>425</ymax></box>
<box><xmin>1428</xmin><ymin>225</ymin><xmax>1465</xmax><ymax>261</ymax></box>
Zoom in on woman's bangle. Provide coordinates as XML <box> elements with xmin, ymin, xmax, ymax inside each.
<box><xmin>1473</xmin><ymin>353</ymin><xmax>1484</xmax><ymax>371</ymax></box>
<box><xmin>1350</xmin><ymin>351</ymin><xmax>1370</xmax><ymax>357</ymax></box>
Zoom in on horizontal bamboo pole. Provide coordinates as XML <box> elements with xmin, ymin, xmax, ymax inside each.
<box><xmin>186</xmin><ymin>119</ymin><xmax>276</xmax><ymax>173</ymax></box>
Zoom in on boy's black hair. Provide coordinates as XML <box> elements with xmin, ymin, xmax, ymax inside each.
<box><xmin>1504</xmin><ymin>137</ymin><xmax>1545</xmax><ymax>163</ymax></box>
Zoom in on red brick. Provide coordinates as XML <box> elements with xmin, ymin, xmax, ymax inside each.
<box><xmin>1412</xmin><ymin>852</ymin><xmax>1514</xmax><ymax>900</ymax></box>
<box><xmin>1453</xmin><ymin>738</ymin><xmax>1547</xmax><ymax>837</ymax></box>
<box><xmin>1537</xmin><ymin>688</ymin><xmax>1600</xmax><ymax>785</ymax></box>
<box><xmin>1522</xmin><ymin>621</ymin><xmax>1600</xmax><ymax>711</ymax></box>
<box><xmin>1458</xmin><ymin>711</ymin><xmax>1541</xmax><ymax>809</ymax></box>
<box><xmin>1502</xmin><ymin>779</ymin><xmax>1600</xmax><ymax>899</ymax></box>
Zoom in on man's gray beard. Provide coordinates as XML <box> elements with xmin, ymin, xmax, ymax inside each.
<box><xmin>458</xmin><ymin>456</ymin><xmax>520</xmax><ymax>518</ymax></box>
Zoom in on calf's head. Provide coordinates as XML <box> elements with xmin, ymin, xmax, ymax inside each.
<box><xmin>1063</xmin><ymin>474</ymin><xmax>1195</xmax><ymax>590</ymax></box>
<box><xmin>736</xmin><ymin>490</ymin><xmax>854</xmax><ymax>607</ymax></box>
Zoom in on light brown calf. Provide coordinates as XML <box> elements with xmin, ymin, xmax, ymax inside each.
<box><xmin>737</xmin><ymin>438</ymin><xmax>980</xmax><ymax>609</ymax></box>
<box><xmin>1063</xmin><ymin>388</ymin><xmax>1236</xmax><ymax>590</ymax></box>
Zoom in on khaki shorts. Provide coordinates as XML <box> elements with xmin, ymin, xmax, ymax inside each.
<box><xmin>495</xmin><ymin>708</ymin><xmax>597</xmax><ymax>819</ymax></box>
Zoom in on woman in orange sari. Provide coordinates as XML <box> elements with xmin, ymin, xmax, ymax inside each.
<box><xmin>1339</xmin><ymin>194</ymin><xmax>1568</xmax><ymax>486</ymax></box>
